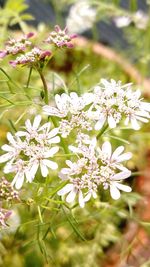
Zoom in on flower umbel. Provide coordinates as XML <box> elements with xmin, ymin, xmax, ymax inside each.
<box><xmin>0</xmin><ymin>115</ymin><xmax>60</xmax><ymax>189</ymax></box>
<box><xmin>58</xmin><ymin>139</ymin><xmax>132</xmax><ymax>207</ymax></box>
<box><xmin>0</xmin><ymin>33</ymin><xmax>34</xmax><ymax>58</ymax></box>
<box><xmin>90</xmin><ymin>79</ymin><xmax>150</xmax><ymax>130</ymax></box>
<box><xmin>45</xmin><ymin>25</ymin><xmax>77</xmax><ymax>48</ymax></box>
<box><xmin>9</xmin><ymin>47</ymin><xmax>51</xmax><ymax>68</ymax></box>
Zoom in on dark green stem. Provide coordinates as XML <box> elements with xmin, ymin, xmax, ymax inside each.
<box><xmin>26</xmin><ymin>67</ymin><xmax>33</xmax><ymax>89</ymax></box>
<box><xmin>38</xmin><ymin>70</ymin><xmax>49</xmax><ymax>104</ymax></box>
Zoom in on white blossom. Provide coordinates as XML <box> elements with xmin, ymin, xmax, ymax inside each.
<box><xmin>113</xmin><ymin>10</ymin><xmax>149</xmax><ymax>30</ymax></box>
<box><xmin>43</xmin><ymin>92</ymin><xmax>94</xmax><ymax>137</ymax></box>
<box><xmin>0</xmin><ymin>115</ymin><xmax>60</xmax><ymax>189</ymax></box>
<box><xmin>66</xmin><ymin>0</ymin><xmax>96</xmax><ymax>34</ymax></box>
<box><xmin>90</xmin><ymin>79</ymin><xmax>150</xmax><ymax>130</ymax></box>
<box><xmin>58</xmin><ymin>139</ymin><xmax>132</xmax><ymax>207</ymax></box>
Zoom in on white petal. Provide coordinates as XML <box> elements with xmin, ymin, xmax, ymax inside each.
<box><xmin>111</xmin><ymin>146</ymin><xmax>124</xmax><ymax>160</ymax></box>
<box><xmin>116</xmin><ymin>152</ymin><xmax>132</xmax><ymax>162</ymax></box>
<box><xmin>48</xmin><ymin>136</ymin><xmax>60</xmax><ymax>144</ymax></box>
<box><xmin>61</xmin><ymin>168</ymin><xmax>71</xmax><ymax>174</ymax></box>
<box><xmin>57</xmin><ymin>183</ymin><xmax>74</xmax><ymax>196</ymax></box>
<box><xmin>84</xmin><ymin>192</ymin><xmax>91</xmax><ymax>202</ymax></box>
<box><xmin>108</xmin><ymin>115</ymin><xmax>116</xmax><ymax>128</ymax></box>
<box><xmin>7</xmin><ymin>132</ymin><xmax>16</xmax><ymax>145</ymax></box>
<box><xmin>26</xmin><ymin>162</ymin><xmax>39</xmax><ymax>182</ymax></box>
<box><xmin>68</xmin><ymin>145</ymin><xmax>78</xmax><ymax>153</ymax></box>
<box><xmin>39</xmin><ymin>122</ymin><xmax>51</xmax><ymax>131</ymax></box>
<box><xmin>110</xmin><ymin>184</ymin><xmax>121</xmax><ymax>200</ymax></box>
<box><xmin>15</xmin><ymin>131</ymin><xmax>27</xmax><ymax>137</ymax></box>
<box><xmin>44</xmin><ymin>146</ymin><xmax>59</xmax><ymax>157</ymax></box>
<box><xmin>55</xmin><ymin>94</ymin><xmax>63</xmax><ymax>110</ymax></box>
<box><xmin>95</xmin><ymin>116</ymin><xmax>106</xmax><ymax>130</ymax></box>
<box><xmin>40</xmin><ymin>162</ymin><xmax>48</xmax><ymax>177</ymax></box>
<box><xmin>124</xmin><ymin>117</ymin><xmax>129</xmax><ymax>126</ymax></box>
<box><xmin>82</xmin><ymin>93</ymin><xmax>94</xmax><ymax>105</ymax></box>
<box><xmin>102</xmin><ymin>141</ymin><xmax>112</xmax><ymax>158</ymax></box>
<box><xmin>42</xmin><ymin>159</ymin><xmax>58</xmax><ymax>170</ymax></box>
<box><xmin>112</xmin><ymin>171</ymin><xmax>131</xmax><ymax>180</ymax></box>
<box><xmin>115</xmin><ymin>182</ymin><xmax>132</xmax><ymax>192</ymax></box>
<box><xmin>66</xmin><ymin>189</ymin><xmax>76</xmax><ymax>203</ymax></box>
<box><xmin>48</xmin><ymin>128</ymin><xmax>59</xmax><ymax>138</ymax></box>
<box><xmin>0</xmin><ymin>153</ymin><xmax>12</xmax><ymax>163</ymax></box>
<box><xmin>78</xmin><ymin>191</ymin><xmax>85</xmax><ymax>208</ymax></box>
<box><xmin>58</xmin><ymin>172</ymin><xmax>68</xmax><ymax>180</ymax></box>
<box><xmin>135</xmin><ymin>115</ymin><xmax>149</xmax><ymax>123</ymax></box>
<box><xmin>140</xmin><ymin>102</ymin><xmax>150</xmax><ymax>112</ymax></box>
<box><xmin>131</xmin><ymin>118</ymin><xmax>140</xmax><ymax>130</ymax></box>
<box><xmin>1</xmin><ymin>145</ymin><xmax>14</xmax><ymax>152</ymax></box>
<box><xmin>43</xmin><ymin>106</ymin><xmax>63</xmax><ymax>117</ymax></box>
<box><xmin>25</xmin><ymin>119</ymin><xmax>32</xmax><ymax>131</ymax></box>
<box><xmin>33</xmin><ymin>115</ymin><xmax>41</xmax><ymax>129</ymax></box>
<box><xmin>13</xmin><ymin>173</ymin><xmax>24</xmax><ymax>189</ymax></box>
<box><xmin>135</xmin><ymin>110</ymin><xmax>150</xmax><ymax>118</ymax></box>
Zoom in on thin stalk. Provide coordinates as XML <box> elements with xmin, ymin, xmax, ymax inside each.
<box><xmin>96</xmin><ymin>123</ymin><xmax>108</xmax><ymax>139</ymax></box>
<box><xmin>26</xmin><ymin>67</ymin><xmax>33</xmax><ymax>89</ymax></box>
<box><xmin>38</xmin><ymin>70</ymin><xmax>49</xmax><ymax>104</ymax></box>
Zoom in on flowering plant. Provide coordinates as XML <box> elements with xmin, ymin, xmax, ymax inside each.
<box><xmin>0</xmin><ymin>20</ymin><xmax>150</xmax><ymax>267</ymax></box>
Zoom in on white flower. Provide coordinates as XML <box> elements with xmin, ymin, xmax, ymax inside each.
<box><xmin>43</xmin><ymin>92</ymin><xmax>93</xmax><ymax>118</ymax></box>
<box><xmin>43</xmin><ymin>94</ymin><xmax>70</xmax><ymax>118</ymax></box>
<box><xmin>28</xmin><ymin>146</ymin><xmax>59</xmax><ymax>178</ymax></box>
<box><xmin>91</xmin><ymin>79</ymin><xmax>150</xmax><ymax>130</ymax></box>
<box><xmin>133</xmin><ymin>10</ymin><xmax>149</xmax><ymax>29</ymax></box>
<box><xmin>58</xmin><ymin>139</ymin><xmax>132</xmax><ymax>207</ymax></box>
<box><xmin>0</xmin><ymin>132</ymin><xmax>23</xmax><ymax>164</ymax></box>
<box><xmin>58</xmin><ymin>183</ymin><xmax>86</xmax><ymax>208</ymax></box>
<box><xmin>109</xmin><ymin>181</ymin><xmax>132</xmax><ymax>200</ymax></box>
<box><xmin>43</xmin><ymin>92</ymin><xmax>94</xmax><ymax>137</ymax></box>
<box><xmin>113</xmin><ymin>11</ymin><xmax>148</xmax><ymax>30</ymax></box>
<box><xmin>99</xmin><ymin>141</ymin><xmax>132</xmax><ymax>171</ymax></box>
<box><xmin>0</xmin><ymin>116</ymin><xmax>60</xmax><ymax>189</ymax></box>
<box><xmin>66</xmin><ymin>0</ymin><xmax>96</xmax><ymax>34</ymax></box>
<box><xmin>113</xmin><ymin>16</ymin><xmax>131</xmax><ymax>28</ymax></box>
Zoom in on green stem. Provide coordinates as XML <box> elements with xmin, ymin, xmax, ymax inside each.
<box><xmin>38</xmin><ymin>70</ymin><xmax>49</xmax><ymax>104</ymax></box>
<box><xmin>26</xmin><ymin>67</ymin><xmax>33</xmax><ymax>89</ymax></box>
<box><xmin>96</xmin><ymin>123</ymin><xmax>109</xmax><ymax>140</ymax></box>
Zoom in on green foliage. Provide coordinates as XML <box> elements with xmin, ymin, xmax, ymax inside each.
<box><xmin>0</xmin><ymin>0</ymin><xmax>34</xmax><ymax>40</ymax></box>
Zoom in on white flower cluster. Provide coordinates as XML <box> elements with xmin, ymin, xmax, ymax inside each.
<box><xmin>43</xmin><ymin>92</ymin><xmax>94</xmax><ymax>137</ymax></box>
<box><xmin>0</xmin><ymin>116</ymin><xmax>60</xmax><ymax>189</ymax></box>
<box><xmin>66</xmin><ymin>0</ymin><xmax>96</xmax><ymax>34</ymax></box>
<box><xmin>43</xmin><ymin>79</ymin><xmax>150</xmax><ymax>133</ymax></box>
<box><xmin>114</xmin><ymin>10</ymin><xmax>149</xmax><ymax>30</ymax></box>
<box><xmin>42</xmin><ymin>78</ymin><xmax>150</xmax><ymax>206</ymax></box>
<box><xmin>1</xmin><ymin>79</ymin><xmax>150</xmax><ymax>208</ymax></box>
<box><xmin>58</xmin><ymin>138</ymin><xmax>132</xmax><ymax>207</ymax></box>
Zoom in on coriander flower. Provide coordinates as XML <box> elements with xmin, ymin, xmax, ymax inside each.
<box><xmin>0</xmin><ymin>115</ymin><xmax>60</xmax><ymax>189</ymax></box>
<box><xmin>0</xmin><ymin>33</ymin><xmax>34</xmax><ymax>58</ymax></box>
<box><xmin>58</xmin><ymin>139</ymin><xmax>132</xmax><ymax>207</ymax></box>
<box><xmin>9</xmin><ymin>47</ymin><xmax>51</xmax><ymax>67</ymax></box>
<box><xmin>91</xmin><ymin>79</ymin><xmax>150</xmax><ymax>130</ymax></box>
<box><xmin>43</xmin><ymin>92</ymin><xmax>94</xmax><ymax>137</ymax></box>
<box><xmin>45</xmin><ymin>25</ymin><xmax>77</xmax><ymax>48</ymax></box>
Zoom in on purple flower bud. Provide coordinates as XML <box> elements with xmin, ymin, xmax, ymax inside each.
<box><xmin>45</xmin><ymin>25</ymin><xmax>77</xmax><ymax>48</ymax></box>
<box><xmin>0</xmin><ymin>50</ymin><xmax>7</xmax><ymax>58</ymax></box>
